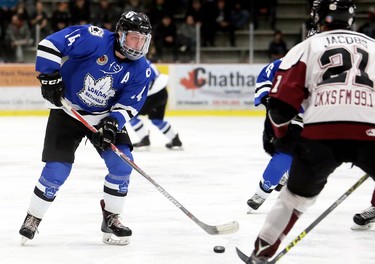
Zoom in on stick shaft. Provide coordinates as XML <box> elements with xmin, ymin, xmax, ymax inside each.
<box><xmin>60</xmin><ymin>98</ymin><xmax>238</xmax><ymax>235</ymax></box>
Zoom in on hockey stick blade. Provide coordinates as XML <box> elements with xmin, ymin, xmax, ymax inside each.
<box><xmin>236</xmin><ymin>247</ymin><xmax>249</xmax><ymax>263</ymax></box>
<box><xmin>200</xmin><ymin>220</ymin><xmax>239</xmax><ymax>235</ymax></box>
<box><xmin>60</xmin><ymin>98</ymin><xmax>239</xmax><ymax>236</ymax></box>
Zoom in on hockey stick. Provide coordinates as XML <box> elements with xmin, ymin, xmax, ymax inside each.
<box><xmin>60</xmin><ymin>98</ymin><xmax>239</xmax><ymax>235</ymax></box>
<box><xmin>236</xmin><ymin>173</ymin><xmax>370</xmax><ymax>263</ymax></box>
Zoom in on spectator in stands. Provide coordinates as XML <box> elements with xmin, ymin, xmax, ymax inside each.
<box><xmin>0</xmin><ymin>0</ymin><xmax>18</xmax><ymax>41</ymax></box>
<box><xmin>69</xmin><ymin>0</ymin><xmax>91</xmax><ymax>25</ymax></box>
<box><xmin>177</xmin><ymin>14</ymin><xmax>196</xmax><ymax>62</ymax></box>
<box><xmin>186</xmin><ymin>0</ymin><xmax>204</xmax><ymax>24</ymax></box>
<box><xmin>147</xmin><ymin>0</ymin><xmax>174</xmax><ymax>25</ymax></box>
<box><xmin>30</xmin><ymin>1</ymin><xmax>49</xmax><ymax>43</ymax></box>
<box><xmin>231</xmin><ymin>0</ymin><xmax>250</xmax><ymax>31</ymax></box>
<box><xmin>268</xmin><ymin>29</ymin><xmax>287</xmax><ymax>61</ymax></box>
<box><xmin>91</xmin><ymin>0</ymin><xmax>120</xmax><ymax>30</ymax></box>
<box><xmin>123</xmin><ymin>0</ymin><xmax>147</xmax><ymax>13</ymax></box>
<box><xmin>5</xmin><ymin>13</ymin><xmax>32</xmax><ymax>62</ymax></box>
<box><xmin>0</xmin><ymin>0</ymin><xmax>19</xmax><ymax>62</ymax></box>
<box><xmin>200</xmin><ymin>0</ymin><xmax>218</xmax><ymax>47</ymax></box>
<box><xmin>214</xmin><ymin>0</ymin><xmax>235</xmax><ymax>46</ymax></box>
<box><xmin>251</xmin><ymin>0</ymin><xmax>277</xmax><ymax>30</ymax></box>
<box><xmin>200</xmin><ymin>0</ymin><xmax>234</xmax><ymax>47</ymax></box>
<box><xmin>51</xmin><ymin>2</ymin><xmax>70</xmax><ymax>32</ymax></box>
<box><xmin>152</xmin><ymin>14</ymin><xmax>178</xmax><ymax>62</ymax></box>
<box><xmin>14</xmin><ymin>1</ymin><xmax>29</xmax><ymax>24</ymax></box>
<box><xmin>357</xmin><ymin>7</ymin><xmax>375</xmax><ymax>38</ymax></box>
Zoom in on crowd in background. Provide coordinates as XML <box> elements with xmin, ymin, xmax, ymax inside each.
<box><xmin>0</xmin><ymin>0</ymin><xmax>281</xmax><ymax>63</ymax></box>
<box><xmin>1</xmin><ymin>0</ymin><xmax>374</xmax><ymax>64</ymax></box>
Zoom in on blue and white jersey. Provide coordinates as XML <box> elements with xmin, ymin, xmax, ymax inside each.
<box><xmin>36</xmin><ymin>24</ymin><xmax>151</xmax><ymax>129</ymax></box>
<box><xmin>148</xmin><ymin>61</ymin><xmax>158</xmax><ymax>83</ymax></box>
<box><xmin>147</xmin><ymin>60</ymin><xmax>169</xmax><ymax>96</ymax></box>
<box><xmin>254</xmin><ymin>58</ymin><xmax>282</xmax><ymax>107</ymax></box>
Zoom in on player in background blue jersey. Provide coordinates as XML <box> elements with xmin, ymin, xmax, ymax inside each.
<box><xmin>129</xmin><ymin>61</ymin><xmax>183</xmax><ymax>149</ymax></box>
<box><xmin>247</xmin><ymin>58</ymin><xmax>303</xmax><ymax>213</ymax></box>
<box><xmin>19</xmin><ymin>11</ymin><xmax>152</xmax><ymax>246</ymax></box>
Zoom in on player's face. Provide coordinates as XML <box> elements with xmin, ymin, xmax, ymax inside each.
<box><xmin>121</xmin><ymin>31</ymin><xmax>148</xmax><ymax>51</ymax></box>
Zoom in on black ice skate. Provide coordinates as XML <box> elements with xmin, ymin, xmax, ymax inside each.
<box><xmin>133</xmin><ymin>135</ymin><xmax>150</xmax><ymax>148</ymax></box>
<box><xmin>100</xmin><ymin>199</ymin><xmax>132</xmax><ymax>245</ymax></box>
<box><xmin>166</xmin><ymin>134</ymin><xmax>182</xmax><ymax>149</ymax></box>
<box><xmin>351</xmin><ymin>206</ymin><xmax>375</xmax><ymax>230</ymax></box>
<box><xmin>19</xmin><ymin>212</ymin><xmax>41</xmax><ymax>245</ymax></box>
<box><xmin>247</xmin><ymin>194</ymin><xmax>266</xmax><ymax>213</ymax></box>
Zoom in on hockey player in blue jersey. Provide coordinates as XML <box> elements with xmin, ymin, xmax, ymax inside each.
<box><xmin>129</xmin><ymin>61</ymin><xmax>182</xmax><ymax>149</ymax></box>
<box><xmin>247</xmin><ymin>58</ymin><xmax>303</xmax><ymax>213</ymax></box>
<box><xmin>19</xmin><ymin>11</ymin><xmax>152</xmax><ymax>246</ymax></box>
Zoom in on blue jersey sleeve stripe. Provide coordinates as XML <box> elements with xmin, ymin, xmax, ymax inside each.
<box><xmin>255</xmin><ymin>82</ymin><xmax>272</xmax><ymax>93</ymax></box>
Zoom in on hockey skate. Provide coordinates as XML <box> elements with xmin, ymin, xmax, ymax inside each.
<box><xmin>247</xmin><ymin>194</ymin><xmax>266</xmax><ymax>213</ymax></box>
<box><xmin>19</xmin><ymin>212</ymin><xmax>41</xmax><ymax>245</ymax></box>
<box><xmin>100</xmin><ymin>199</ymin><xmax>132</xmax><ymax>245</ymax></box>
<box><xmin>166</xmin><ymin>134</ymin><xmax>182</xmax><ymax>149</ymax></box>
<box><xmin>133</xmin><ymin>135</ymin><xmax>150</xmax><ymax>148</ymax></box>
<box><xmin>351</xmin><ymin>206</ymin><xmax>375</xmax><ymax>230</ymax></box>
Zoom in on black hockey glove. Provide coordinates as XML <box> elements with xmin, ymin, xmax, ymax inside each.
<box><xmin>91</xmin><ymin>117</ymin><xmax>119</xmax><ymax>150</ymax></box>
<box><xmin>38</xmin><ymin>72</ymin><xmax>65</xmax><ymax>107</ymax></box>
<box><xmin>273</xmin><ymin>115</ymin><xmax>303</xmax><ymax>155</ymax></box>
<box><xmin>260</xmin><ymin>95</ymin><xmax>270</xmax><ymax>109</ymax></box>
<box><xmin>262</xmin><ymin>114</ymin><xmax>276</xmax><ymax>156</ymax></box>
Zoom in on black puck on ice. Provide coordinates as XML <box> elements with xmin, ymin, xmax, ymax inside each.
<box><xmin>213</xmin><ymin>245</ymin><xmax>225</xmax><ymax>253</ymax></box>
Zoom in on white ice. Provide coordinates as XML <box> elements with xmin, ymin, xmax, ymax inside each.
<box><xmin>0</xmin><ymin>116</ymin><xmax>374</xmax><ymax>264</ymax></box>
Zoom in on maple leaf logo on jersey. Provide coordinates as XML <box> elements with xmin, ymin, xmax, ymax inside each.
<box><xmin>180</xmin><ymin>70</ymin><xmax>205</xmax><ymax>90</ymax></box>
<box><xmin>77</xmin><ymin>74</ymin><xmax>115</xmax><ymax>107</ymax></box>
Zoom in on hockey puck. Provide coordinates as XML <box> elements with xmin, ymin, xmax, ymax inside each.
<box><xmin>213</xmin><ymin>245</ymin><xmax>225</xmax><ymax>253</ymax></box>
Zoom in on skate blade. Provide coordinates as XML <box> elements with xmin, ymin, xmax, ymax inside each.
<box><xmin>102</xmin><ymin>233</ymin><xmax>130</xmax><ymax>246</ymax></box>
<box><xmin>246</xmin><ymin>206</ymin><xmax>253</xmax><ymax>214</ymax></box>
<box><xmin>133</xmin><ymin>145</ymin><xmax>150</xmax><ymax>151</ymax></box>
<box><xmin>351</xmin><ymin>223</ymin><xmax>372</xmax><ymax>230</ymax></box>
<box><xmin>166</xmin><ymin>146</ymin><xmax>184</xmax><ymax>151</ymax></box>
<box><xmin>21</xmin><ymin>236</ymin><xmax>29</xmax><ymax>246</ymax></box>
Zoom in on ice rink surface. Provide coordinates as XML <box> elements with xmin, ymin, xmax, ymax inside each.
<box><xmin>1</xmin><ymin>115</ymin><xmax>374</xmax><ymax>264</ymax></box>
